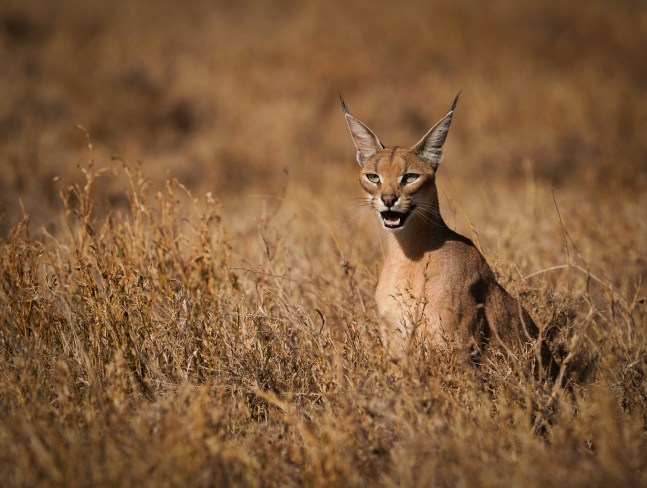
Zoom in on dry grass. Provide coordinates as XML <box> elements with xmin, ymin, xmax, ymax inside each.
<box><xmin>1</xmin><ymin>0</ymin><xmax>646</xmax><ymax>486</ymax></box>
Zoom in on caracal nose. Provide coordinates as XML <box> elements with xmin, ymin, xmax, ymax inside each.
<box><xmin>381</xmin><ymin>194</ymin><xmax>398</xmax><ymax>208</ymax></box>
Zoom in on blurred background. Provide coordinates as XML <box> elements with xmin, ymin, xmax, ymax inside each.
<box><xmin>1</xmin><ymin>0</ymin><xmax>645</xmax><ymax>266</ymax></box>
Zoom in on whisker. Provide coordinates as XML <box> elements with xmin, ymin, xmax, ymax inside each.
<box><xmin>345</xmin><ymin>201</ymin><xmax>377</xmax><ymax>223</ymax></box>
<box><xmin>349</xmin><ymin>207</ymin><xmax>375</xmax><ymax>223</ymax></box>
<box><xmin>412</xmin><ymin>203</ymin><xmax>443</xmax><ymax>218</ymax></box>
<box><xmin>343</xmin><ymin>201</ymin><xmax>373</xmax><ymax>213</ymax></box>
<box><xmin>412</xmin><ymin>207</ymin><xmax>447</xmax><ymax>230</ymax></box>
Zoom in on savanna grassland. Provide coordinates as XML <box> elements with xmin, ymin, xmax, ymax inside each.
<box><xmin>1</xmin><ymin>0</ymin><xmax>646</xmax><ymax>486</ymax></box>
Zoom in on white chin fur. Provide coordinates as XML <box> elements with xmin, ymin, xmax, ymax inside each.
<box><xmin>382</xmin><ymin>223</ymin><xmax>406</xmax><ymax>233</ymax></box>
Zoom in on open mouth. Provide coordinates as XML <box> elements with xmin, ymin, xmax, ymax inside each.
<box><xmin>380</xmin><ymin>206</ymin><xmax>414</xmax><ymax>229</ymax></box>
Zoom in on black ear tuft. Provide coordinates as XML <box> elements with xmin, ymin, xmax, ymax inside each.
<box><xmin>450</xmin><ymin>91</ymin><xmax>461</xmax><ymax>112</ymax></box>
<box><xmin>339</xmin><ymin>94</ymin><xmax>350</xmax><ymax>116</ymax></box>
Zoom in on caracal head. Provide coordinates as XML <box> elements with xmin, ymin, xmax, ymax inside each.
<box><xmin>341</xmin><ymin>94</ymin><xmax>459</xmax><ymax>232</ymax></box>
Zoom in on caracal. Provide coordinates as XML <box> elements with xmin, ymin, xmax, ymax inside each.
<box><xmin>342</xmin><ymin>94</ymin><xmax>547</xmax><ymax>364</ymax></box>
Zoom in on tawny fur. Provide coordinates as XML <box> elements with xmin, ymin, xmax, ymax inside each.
<box><xmin>342</xmin><ymin>95</ymin><xmax>540</xmax><ymax>359</ymax></box>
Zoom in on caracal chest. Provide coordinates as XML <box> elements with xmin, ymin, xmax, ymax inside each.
<box><xmin>375</xmin><ymin>253</ymin><xmax>447</xmax><ymax>336</ymax></box>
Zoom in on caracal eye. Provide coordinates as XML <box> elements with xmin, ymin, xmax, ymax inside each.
<box><xmin>365</xmin><ymin>173</ymin><xmax>380</xmax><ymax>184</ymax></box>
<box><xmin>402</xmin><ymin>173</ymin><xmax>419</xmax><ymax>185</ymax></box>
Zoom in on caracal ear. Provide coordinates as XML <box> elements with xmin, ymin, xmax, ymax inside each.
<box><xmin>411</xmin><ymin>92</ymin><xmax>460</xmax><ymax>171</ymax></box>
<box><xmin>340</xmin><ymin>95</ymin><xmax>385</xmax><ymax>167</ymax></box>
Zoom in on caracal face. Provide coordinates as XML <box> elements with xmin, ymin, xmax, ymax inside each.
<box><xmin>359</xmin><ymin>148</ymin><xmax>438</xmax><ymax>232</ymax></box>
<box><xmin>341</xmin><ymin>94</ymin><xmax>459</xmax><ymax>232</ymax></box>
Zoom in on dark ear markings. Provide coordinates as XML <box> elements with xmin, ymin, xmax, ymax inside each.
<box><xmin>411</xmin><ymin>92</ymin><xmax>461</xmax><ymax>170</ymax></box>
<box><xmin>340</xmin><ymin>95</ymin><xmax>385</xmax><ymax>166</ymax></box>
